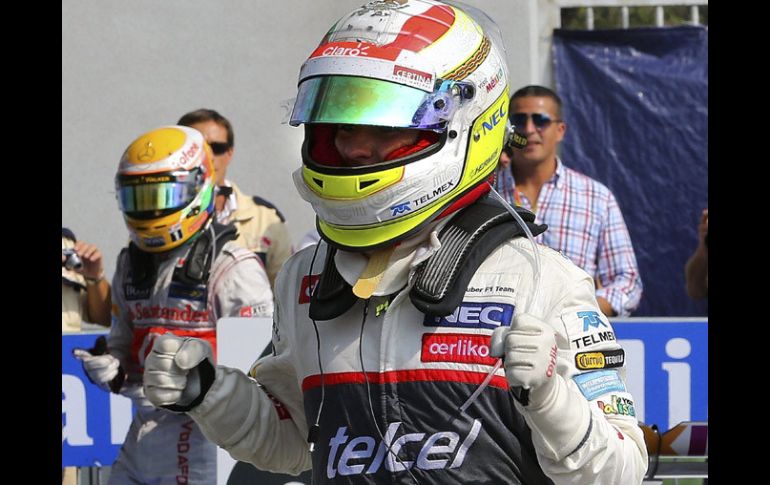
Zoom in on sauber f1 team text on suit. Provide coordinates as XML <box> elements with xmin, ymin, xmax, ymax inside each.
<box><xmin>108</xmin><ymin>239</ymin><xmax>273</xmax><ymax>485</ymax></box>
<box><xmin>185</xmin><ymin>224</ymin><xmax>648</xmax><ymax>484</ymax></box>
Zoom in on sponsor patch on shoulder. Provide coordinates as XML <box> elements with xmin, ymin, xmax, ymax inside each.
<box><xmin>573</xmin><ymin>370</ymin><xmax>626</xmax><ymax>400</ymax></box>
<box><xmin>168</xmin><ymin>281</ymin><xmax>207</xmax><ymax>302</ymax></box>
<box><xmin>298</xmin><ymin>274</ymin><xmax>320</xmax><ymax>304</ymax></box>
<box><xmin>575</xmin><ymin>349</ymin><xmax>625</xmax><ymax>370</ymax></box>
<box><xmin>424</xmin><ymin>302</ymin><xmax>514</xmax><ymax>330</ymax></box>
<box><xmin>124</xmin><ymin>283</ymin><xmax>151</xmax><ymax>301</ymax></box>
<box><xmin>562</xmin><ymin>309</ymin><xmax>617</xmax><ymax>349</ymax></box>
<box><xmin>239</xmin><ymin>304</ymin><xmax>270</xmax><ymax>317</ymax></box>
<box><xmin>597</xmin><ymin>394</ymin><xmax>636</xmax><ymax>417</ymax></box>
<box><xmin>576</xmin><ymin>310</ymin><xmax>608</xmax><ymax>332</ymax></box>
<box><xmin>570</xmin><ymin>330</ymin><xmax>617</xmax><ymax>349</ymax></box>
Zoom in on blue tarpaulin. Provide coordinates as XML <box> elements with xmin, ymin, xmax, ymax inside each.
<box><xmin>553</xmin><ymin>26</ymin><xmax>708</xmax><ymax>316</ymax></box>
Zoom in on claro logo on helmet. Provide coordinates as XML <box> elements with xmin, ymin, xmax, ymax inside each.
<box><xmin>326</xmin><ymin>419</ymin><xmax>481</xmax><ymax>478</ymax></box>
<box><xmin>322</xmin><ymin>43</ymin><xmax>370</xmax><ymax>57</ymax></box>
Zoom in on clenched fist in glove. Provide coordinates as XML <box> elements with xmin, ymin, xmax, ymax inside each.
<box><xmin>73</xmin><ymin>336</ymin><xmax>125</xmax><ymax>393</ymax></box>
<box><xmin>490</xmin><ymin>313</ymin><xmax>559</xmax><ymax>407</ymax></box>
<box><xmin>143</xmin><ymin>334</ymin><xmax>216</xmax><ymax>413</ymax></box>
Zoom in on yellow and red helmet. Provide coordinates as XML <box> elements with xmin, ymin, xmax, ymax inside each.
<box><xmin>290</xmin><ymin>0</ymin><xmax>510</xmax><ymax>252</ymax></box>
<box><xmin>115</xmin><ymin>125</ymin><xmax>216</xmax><ymax>253</ymax></box>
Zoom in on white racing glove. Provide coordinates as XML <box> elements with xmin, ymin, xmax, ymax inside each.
<box><xmin>143</xmin><ymin>334</ymin><xmax>215</xmax><ymax>412</ymax></box>
<box><xmin>490</xmin><ymin>313</ymin><xmax>559</xmax><ymax>407</ymax></box>
<box><xmin>72</xmin><ymin>336</ymin><xmax>124</xmax><ymax>393</ymax></box>
<box><xmin>492</xmin><ymin>314</ymin><xmax>599</xmax><ymax>463</ymax></box>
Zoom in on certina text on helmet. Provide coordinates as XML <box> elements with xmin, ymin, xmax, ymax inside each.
<box><xmin>115</xmin><ymin>126</ymin><xmax>216</xmax><ymax>253</ymax></box>
<box><xmin>290</xmin><ymin>0</ymin><xmax>510</xmax><ymax>252</ymax></box>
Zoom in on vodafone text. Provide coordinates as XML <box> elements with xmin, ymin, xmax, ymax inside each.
<box><xmin>176</xmin><ymin>420</ymin><xmax>194</xmax><ymax>484</ymax></box>
<box><xmin>326</xmin><ymin>419</ymin><xmax>481</xmax><ymax>478</ymax></box>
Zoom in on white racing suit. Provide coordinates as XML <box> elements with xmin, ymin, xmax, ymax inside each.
<box><xmin>185</xmin><ymin>222</ymin><xmax>648</xmax><ymax>484</ymax></box>
<box><xmin>107</xmin><ymin>238</ymin><xmax>273</xmax><ymax>485</ymax></box>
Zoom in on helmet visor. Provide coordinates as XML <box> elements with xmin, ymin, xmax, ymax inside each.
<box><xmin>290</xmin><ymin>76</ymin><xmax>467</xmax><ymax>130</ymax></box>
<box><xmin>116</xmin><ymin>169</ymin><xmax>203</xmax><ymax>218</ymax></box>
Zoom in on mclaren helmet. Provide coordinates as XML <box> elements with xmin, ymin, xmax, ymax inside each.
<box><xmin>115</xmin><ymin>125</ymin><xmax>216</xmax><ymax>253</ymax></box>
<box><xmin>290</xmin><ymin>0</ymin><xmax>510</xmax><ymax>252</ymax></box>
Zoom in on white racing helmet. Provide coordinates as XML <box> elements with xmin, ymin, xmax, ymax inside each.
<box><xmin>290</xmin><ymin>0</ymin><xmax>511</xmax><ymax>252</ymax></box>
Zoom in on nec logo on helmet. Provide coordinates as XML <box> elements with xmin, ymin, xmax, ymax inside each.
<box><xmin>481</xmin><ymin>102</ymin><xmax>507</xmax><ymax>135</ymax></box>
<box><xmin>424</xmin><ymin>302</ymin><xmax>514</xmax><ymax>329</ymax></box>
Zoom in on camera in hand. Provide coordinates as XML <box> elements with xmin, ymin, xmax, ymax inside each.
<box><xmin>62</xmin><ymin>249</ymin><xmax>83</xmax><ymax>271</ymax></box>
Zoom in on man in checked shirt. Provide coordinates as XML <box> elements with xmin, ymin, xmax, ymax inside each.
<box><xmin>495</xmin><ymin>85</ymin><xmax>642</xmax><ymax>317</ymax></box>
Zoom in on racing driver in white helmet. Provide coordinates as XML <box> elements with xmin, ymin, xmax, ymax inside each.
<box><xmin>143</xmin><ymin>1</ymin><xmax>648</xmax><ymax>483</ymax></box>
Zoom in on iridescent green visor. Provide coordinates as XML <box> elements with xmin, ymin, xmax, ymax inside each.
<box><xmin>115</xmin><ymin>169</ymin><xmax>204</xmax><ymax>219</ymax></box>
<box><xmin>289</xmin><ymin>76</ymin><xmax>469</xmax><ymax>130</ymax></box>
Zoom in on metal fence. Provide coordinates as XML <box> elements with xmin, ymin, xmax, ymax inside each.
<box><xmin>558</xmin><ymin>1</ymin><xmax>708</xmax><ymax>30</ymax></box>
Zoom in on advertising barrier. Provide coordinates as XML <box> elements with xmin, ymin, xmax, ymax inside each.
<box><xmin>62</xmin><ymin>332</ymin><xmax>134</xmax><ymax>467</ymax></box>
<box><xmin>62</xmin><ymin>317</ymin><xmax>706</xmax><ymax>484</ymax></box>
<box><xmin>613</xmin><ymin>318</ymin><xmax>708</xmax><ymax>430</ymax></box>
